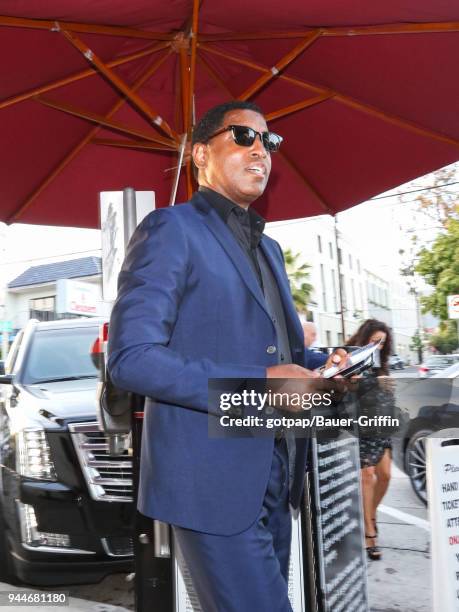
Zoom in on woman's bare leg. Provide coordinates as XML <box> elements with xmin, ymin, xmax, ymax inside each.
<box><xmin>361</xmin><ymin>466</ymin><xmax>377</xmax><ymax>539</ymax></box>
<box><xmin>373</xmin><ymin>449</ymin><xmax>392</xmax><ymax>518</ymax></box>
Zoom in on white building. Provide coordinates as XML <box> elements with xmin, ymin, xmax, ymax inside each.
<box><xmin>266</xmin><ymin>215</ymin><xmax>369</xmax><ymax>347</ymax></box>
<box><xmin>267</xmin><ymin>215</ymin><xmax>419</xmax><ymax>361</ymax></box>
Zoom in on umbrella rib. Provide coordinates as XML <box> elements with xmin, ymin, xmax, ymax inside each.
<box><xmin>61</xmin><ymin>29</ymin><xmax>179</xmax><ymax>143</ymax></box>
<box><xmin>197</xmin><ymin>53</ymin><xmax>234</xmax><ymax>97</ymax></box>
<box><xmin>199</xmin><ymin>43</ymin><xmax>317</xmax><ymax>93</ymax></box>
<box><xmin>279</xmin><ymin>150</ymin><xmax>333</xmax><ymax>215</ymax></box>
<box><xmin>0</xmin><ymin>42</ymin><xmax>169</xmax><ymax>111</ymax></box>
<box><xmin>265</xmin><ymin>94</ymin><xmax>333</xmax><ymax>121</ymax></box>
<box><xmin>0</xmin><ymin>14</ymin><xmax>174</xmax><ymax>40</ymax></box>
<box><xmin>8</xmin><ymin>50</ymin><xmax>173</xmax><ymax>224</ymax></box>
<box><xmin>92</xmin><ymin>138</ymin><xmax>172</xmax><ymax>151</ymax></box>
<box><xmin>200</xmin><ymin>43</ymin><xmax>459</xmax><ymax>150</ymax></box>
<box><xmin>34</xmin><ymin>95</ymin><xmax>176</xmax><ymax>147</ymax></box>
<box><xmin>238</xmin><ymin>30</ymin><xmax>322</xmax><ymax>101</ymax></box>
<box><xmin>199</xmin><ymin>21</ymin><xmax>459</xmax><ymax>41</ymax></box>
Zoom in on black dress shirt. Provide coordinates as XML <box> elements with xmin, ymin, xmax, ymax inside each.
<box><xmin>199</xmin><ymin>187</ymin><xmax>264</xmax><ymax>287</ymax></box>
<box><xmin>199</xmin><ymin>187</ymin><xmax>292</xmax><ymax>365</ymax></box>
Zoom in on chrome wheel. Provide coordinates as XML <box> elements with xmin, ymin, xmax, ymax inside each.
<box><xmin>405</xmin><ymin>429</ymin><xmax>432</xmax><ymax>505</ymax></box>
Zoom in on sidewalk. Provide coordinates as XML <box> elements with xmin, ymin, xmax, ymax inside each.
<box><xmin>366</xmin><ymin>465</ymin><xmax>431</xmax><ymax>612</ymax></box>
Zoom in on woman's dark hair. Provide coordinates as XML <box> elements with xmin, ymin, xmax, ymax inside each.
<box><xmin>346</xmin><ymin>319</ymin><xmax>393</xmax><ymax>375</ymax></box>
<box><xmin>191</xmin><ymin>100</ymin><xmax>264</xmax><ymax>179</ymax></box>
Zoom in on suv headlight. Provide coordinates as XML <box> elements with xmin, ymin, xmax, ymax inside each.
<box><xmin>16</xmin><ymin>429</ymin><xmax>57</xmax><ymax>481</ymax></box>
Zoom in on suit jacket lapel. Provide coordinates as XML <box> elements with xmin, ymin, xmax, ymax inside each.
<box><xmin>259</xmin><ymin>238</ymin><xmax>304</xmax><ymax>358</ymax></box>
<box><xmin>192</xmin><ymin>193</ymin><xmax>269</xmax><ymax>316</ymax></box>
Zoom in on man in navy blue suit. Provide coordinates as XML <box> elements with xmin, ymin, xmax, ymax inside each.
<box><xmin>108</xmin><ymin>101</ymin><xmax>343</xmax><ymax>611</ymax></box>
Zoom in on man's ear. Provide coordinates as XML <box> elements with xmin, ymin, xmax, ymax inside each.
<box><xmin>192</xmin><ymin>142</ymin><xmax>208</xmax><ymax>174</ymax></box>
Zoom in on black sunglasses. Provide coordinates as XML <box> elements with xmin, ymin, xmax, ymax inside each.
<box><xmin>208</xmin><ymin>124</ymin><xmax>283</xmax><ymax>152</ymax></box>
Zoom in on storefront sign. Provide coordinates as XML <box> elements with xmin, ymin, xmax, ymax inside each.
<box><xmin>56</xmin><ymin>279</ymin><xmax>100</xmax><ymax>316</ymax></box>
<box><xmin>427</xmin><ymin>433</ymin><xmax>459</xmax><ymax>611</ymax></box>
<box><xmin>312</xmin><ymin>432</ymin><xmax>369</xmax><ymax>612</ymax></box>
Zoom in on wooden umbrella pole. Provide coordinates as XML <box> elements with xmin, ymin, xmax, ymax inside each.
<box><xmin>8</xmin><ymin>50</ymin><xmax>173</xmax><ymax>223</ymax></box>
<box><xmin>0</xmin><ymin>42</ymin><xmax>169</xmax><ymax>111</ymax></box>
<box><xmin>187</xmin><ymin>0</ymin><xmax>200</xmax><ymax>134</ymax></box>
<box><xmin>0</xmin><ymin>14</ymin><xmax>173</xmax><ymax>40</ymax></box>
<box><xmin>61</xmin><ymin>29</ymin><xmax>180</xmax><ymax>142</ymax></box>
<box><xmin>238</xmin><ymin>30</ymin><xmax>322</xmax><ymax>101</ymax></box>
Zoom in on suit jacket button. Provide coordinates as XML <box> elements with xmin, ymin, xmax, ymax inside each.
<box><xmin>267</xmin><ymin>345</ymin><xmax>277</xmax><ymax>354</ymax></box>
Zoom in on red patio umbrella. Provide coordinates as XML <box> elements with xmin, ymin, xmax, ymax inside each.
<box><xmin>1</xmin><ymin>1</ymin><xmax>459</xmax><ymax>228</ymax></box>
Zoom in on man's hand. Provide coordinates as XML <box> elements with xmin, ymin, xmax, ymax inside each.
<box><xmin>323</xmin><ymin>348</ymin><xmax>350</xmax><ymax>373</ymax></box>
<box><xmin>266</xmin><ymin>364</ymin><xmax>342</xmax><ymax>414</ymax></box>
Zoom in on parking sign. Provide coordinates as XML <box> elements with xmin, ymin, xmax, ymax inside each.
<box><xmin>447</xmin><ymin>295</ymin><xmax>459</xmax><ymax>320</ymax></box>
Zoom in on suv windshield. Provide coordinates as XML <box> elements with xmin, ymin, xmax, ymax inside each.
<box><xmin>22</xmin><ymin>326</ymin><xmax>99</xmax><ymax>384</ymax></box>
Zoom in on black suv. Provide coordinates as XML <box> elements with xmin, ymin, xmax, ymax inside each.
<box><xmin>0</xmin><ymin>318</ymin><xmax>134</xmax><ymax>585</ymax></box>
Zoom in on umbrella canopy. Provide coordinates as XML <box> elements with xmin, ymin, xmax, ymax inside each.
<box><xmin>1</xmin><ymin>1</ymin><xmax>459</xmax><ymax>228</ymax></box>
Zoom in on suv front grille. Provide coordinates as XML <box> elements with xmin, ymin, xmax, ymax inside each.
<box><xmin>69</xmin><ymin>422</ymin><xmax>133</xmax><ymax>502</ymax></box>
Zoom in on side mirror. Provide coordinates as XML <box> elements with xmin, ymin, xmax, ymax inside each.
<box><xmin>0</xmin><ymin>374</ymin><xmax>13</xmax><ymax>385</ymax></box>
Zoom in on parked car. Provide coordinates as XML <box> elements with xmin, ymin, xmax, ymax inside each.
<box><xmin>418</xmin><ymin>353</ymin><xmax>459</xmax><ymax>378</ymax></box>
<box><xmin>0</xmin><ymin>318</ymin><xmax>134</xmax><ymax>586</ymax></box>
<box><xmin>392</xmin><ymin>361</ymin><xmax>459</xmax><ymax>504</ymax></box>
<box><xmin>388</xmin><ymin>354</ymin><xmax>405</xmax><ymax>370</ymax></box>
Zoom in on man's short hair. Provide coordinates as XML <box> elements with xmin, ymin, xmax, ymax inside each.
<box><xmin>191</xmin><ymin>100</ymin><xmax>264</xmax><ymax>179</ymax></box>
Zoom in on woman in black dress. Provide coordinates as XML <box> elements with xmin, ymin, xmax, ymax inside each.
<box><xmin>347</xmin><ymin>319</ymin><xmax>395</xmax><ymax>561</ymax></box>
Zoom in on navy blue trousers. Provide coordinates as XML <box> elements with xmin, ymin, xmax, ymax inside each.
<box><xmin>173</xmin><ymin>438</ymin><xmax>293</xmax><ymax>612</ymax></box>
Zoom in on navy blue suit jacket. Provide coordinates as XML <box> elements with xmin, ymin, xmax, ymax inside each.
<box><xmin>108</xmin><ymin>193</ymin><xmax>324</xmax><ymax>535</ymax></box>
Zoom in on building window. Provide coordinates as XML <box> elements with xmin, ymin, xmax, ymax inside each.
<box><xmin>320</xmin><ymin>264</ymin><xmax>327</xmax><ymax>312</ymax></box>
<box><xmin>349</xmin><ymin>254</ymin><xmax>353</xmax><ymax>269</ymax></box>
<box><xmin>339</xmin><ymin>274</ymin><xmax>347</xmax><ymax>310</ymax></box>
<box><xmin>29</xmin><ymin>295</ymin><xmax>69</xmax><ymax>322</ymax></box>
<box><xmin>326</xmin><ymin>330</ymin><xmax>332</xmax><ymax>347</ymax></box>
<box><xmin>29</xmin><ymin>296</ymin><xmax>55</xmax><ymax>312</ymax></box>
<box><xmin>351</xmin><ymin>279</ymin><xmax>356</xmax><ymax>312</ymax></box>
<box><xmin>317</xmin><ymin>235</ymin><xmax>322</xmax><ymax>253</ymax></box>
<box><xmin>338</xmin><ymin>248</ymin><xmax>342</xmax><ymax>265</ymax></box>
<box><xmin>337</xmin><ymin>332</ymin><xmax>344</xmax><ymax>345</ymax></box>
<box><xmin>357</xmin><ymin>259</ymin><xmax>361</xmax><ymax>274</ymax></box>
<box><xmin>331</xmin><ymin>270</ymin><xmax>338</xmax><ymax>313</ymax></box>
<box><xmin>329</xmin><ymin>242</ymin><xmax>334</xmax><ymax>259</ymax></box>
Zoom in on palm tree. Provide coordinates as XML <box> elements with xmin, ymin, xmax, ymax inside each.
<box><xmin>283</xmin><ymin>248</ymin><xmax>313</xmax><ymax>314</ymax></box>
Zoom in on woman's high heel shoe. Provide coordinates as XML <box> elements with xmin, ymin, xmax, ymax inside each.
<box><xmin>365</xmin><ymin>534</ymin><xmax>382</xmax><ymax>561</ymax></box>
